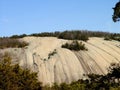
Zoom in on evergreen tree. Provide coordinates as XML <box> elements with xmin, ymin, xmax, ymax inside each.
<box><xmin>0</xmin><ymin>52</ymin><xmax>42</xmax><ymax>90</ymax></box>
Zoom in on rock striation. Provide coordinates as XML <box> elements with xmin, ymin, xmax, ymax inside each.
<box><xmin>0</xmin><ymin>37</ymin><xmax>120</xmax><ymax>85</ymax></box>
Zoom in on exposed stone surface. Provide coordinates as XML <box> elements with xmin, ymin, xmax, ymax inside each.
<box><xmin>0</xmin><ymin>37</ymin><xmax>120</xmax><ymax>85</ymax></box>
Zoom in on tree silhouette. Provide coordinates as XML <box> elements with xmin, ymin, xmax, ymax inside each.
<box><xmin>112</xmin><ymin>1</ymin><xmax>120</xmax><ymax>22</ymax></box>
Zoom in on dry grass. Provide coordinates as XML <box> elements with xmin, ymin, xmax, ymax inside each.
<box><xmin>0</xmin><ymin>38</ymin><xmax>28</xmax><ymax>49</ymax></box>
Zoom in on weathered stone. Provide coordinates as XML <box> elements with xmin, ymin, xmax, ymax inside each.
<box><xmin>0</xmin><ymin>37</ymin><xmax>120</xmax><ymax>86</ymax></box>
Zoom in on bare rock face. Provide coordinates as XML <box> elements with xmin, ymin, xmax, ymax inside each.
<box><xmin>0</xmin><ymin>37</ymin><xmax>120</xmax><ymax>85</ymax></box>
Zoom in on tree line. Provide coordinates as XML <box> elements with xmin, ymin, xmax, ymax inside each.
<box><xmin>8</xmin><ymin>30</ymin><xmax>120</xmax><ymax>42</ymax></box>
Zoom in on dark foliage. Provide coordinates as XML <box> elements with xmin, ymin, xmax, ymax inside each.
<box><xmin>112</xmin><ymin>1</ymin><xmax>120</xmax><ymax>22</ymax></box>
<box><xmin>84</xmin><ymin>63</ymin><xmax>120</xmax><ymax>89</ymax></box>
<box><xmin>43</xmin><ymin>62</ymin><xmax>120</xmax><ymax>90</ymax></box>
<box><xmin>8</xmin><ymin>30</ymin><xmax>114</xmax><ymax>41</ymax></box>
<box><xmin>58</xmin><ymin>31</ymin><xmax>89</xmax><ymax>41</ymax></box>
<box><xmin>58</xmin><ymin>30</ymin><xmax>111</xmax><ymax>41</ymax></box>
<box><xmin>30</xmin><ymin>32</ymin><xmax>60</xmax><ymax>37</ymax></box>
<box><xmin>110</xmin><ymin>33</ymin><xmax>120</xmax><ymax>41</ymax></box>
<box><xmin>104</xmin><ymin>36</ymin><xmax>111</xmax><ymax>41</ymax></box>
<box><xmin>0</xmin><ymin>52</ymin><xmax>42</xmax><ymax>90</ymax></box>
<box><xmin>108</xmin><ymin>63</ymin><xmax>120</xmax><ymax>79</ymax></box>
<box><xmin>8</xmin><ymin>30</ymin><xmax>120</xmax><ymax>43</ymax></box>
<box><xmin>48</xmin><ymin>49</ymin><xmax>57</xmax><ymax>59</ymax></box>
<box><xmin>8</xmin><ymin>30</ymin><xmax>120</xmax><ymax>42</ymax></box>
<box><xmin>62</xmin><ymin>41</ymin><xmax>87</xmax><ymax>51</ymax></box>
<box><xmin>0</xmin><ymin>38</ymin><xmax>28</xmax><ymax>49</ymax></box>
<box><xmin>104</xmin><ymin>33</ymin><xmax>120</xmax><ymax>41</ymax></box>
<box><xmin>10</xmin><ymin>34</ymin><xmax>27</xmax><ymax>38</ymax></box>
<box><xmin>0</xmin><ymin>53</ymin><xmax>120</xmax><ymax>90</ymax></box>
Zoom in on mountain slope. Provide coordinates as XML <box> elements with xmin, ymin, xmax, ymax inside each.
<box><xmin>0</xmin><ymin>37</ymin><xmax>120</xmax><ymax>85</ymax></box>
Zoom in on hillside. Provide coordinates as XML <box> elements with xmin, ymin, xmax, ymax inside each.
<box><xmin>0</xmin><ymin>36</ymin><xmax>120</xmax><ymax>85</ymax></box>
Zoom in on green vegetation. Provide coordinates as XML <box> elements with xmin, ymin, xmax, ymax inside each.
<box><xmin>48</xmin><ymin>49</ymin><xmax>57</xmax><ymax>59</ymax></box>
<box><xmin>10</xmin><ymin>32</ymin><xmax>60</xmax><ymax>38</ymax></box>
<box><xmin>8</xmin><ymin>30</ymin><xmax>120</xmax><ymax>42</ymax></box>
<box><xmin>104</xmin><ymin>33</ymin><xmax>120</xmax><ymax>42</ymax></box>
<box><xmin>9</xmin><ymin>30</ymin><xmax>114</xmax><ymax>41</ymax></box>
<box><xmin>0</xmin><ymin>52</ymin><xmax>42</xmax><ymax>90</ymax></box>
<box><xmin>42</xmin><ymin>82</ymin><xmax>86</xmax><ymax>90</ymax></box>
<box><xmin>10</xmin><ymin>34</ymin><xmax>27</xmax><ymax>38</ymax></box>
<box><xmin>110</xmin><ymin>34</ymin><xmax>120</xmax><ymax>41</ymax></box>
<box><xmin>112</xmin><ymin>1</ymin><xmax>120</xmax><ymax>22</ymax></box>
<box><xmin>1</xmin><ymin>31</ymin><xmax>119</xmax><ymax>50</ymax></box>
<box><xmin>0</xmin><ymin>38</ymin><xmax>28</xmax><ymax>49</ymax></box>
<box><xmin>43</xmin><ymin>62</ymin><xmax>120</xmax><ymax>90</ymax></box>
<box><xmin>62</xmin><ymin>41</ymin><xmax>88</xmax><ymax>51</ymax></box>
<box><xmin>58</xmin><ymin>31</ymin><xmax>89</xmax><ymax>41</ymax></box>
<box><xmin>30</xmin><ymin>32</ymin><xmax>60</xmax><ymax>37</ymax></box>
<box><xmin>104</xmin><ymin>36</ymin><xmax>112</xmax><ymax>41</ymax></box>
<box><xmin>0</xmin><ymin>53</ymin><xmax>120</xmax><ymax>90</ymax></box>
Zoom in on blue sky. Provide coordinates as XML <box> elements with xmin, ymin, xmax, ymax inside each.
<box><xmin>0</xmin><ymin>0</ymin><xmax>120</xmax><ymax>37</ymax></box>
